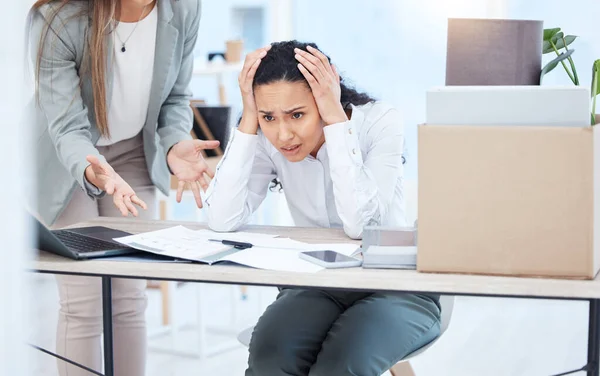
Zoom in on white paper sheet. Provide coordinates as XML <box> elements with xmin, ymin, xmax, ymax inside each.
<box><xmin>113</xmin><ymin>226</ymin><xmax>360</xmax><ymax>273</ymax></box>
<box><xmin>222</xmin><ymin>247</ymin><xmax>324</xmax><ymax>273</ymax></box>
<box><xmin>114</xmin><ymin>226</ymin><xmax>279</xmax><ymax>262</ymax></box>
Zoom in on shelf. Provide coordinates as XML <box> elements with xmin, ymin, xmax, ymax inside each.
<box><xmin>193</xmin><ymin>59</ymin><xmax>243</xmax><ymax>76</ymax></box>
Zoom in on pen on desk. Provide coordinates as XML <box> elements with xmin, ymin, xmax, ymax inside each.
<box><xmin>208</xmin><ymin>239</ymin><xmax>254</xmax><ymax>249</ymax></box>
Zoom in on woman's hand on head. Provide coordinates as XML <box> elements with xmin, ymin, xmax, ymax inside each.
<box><xmin>167</xmin><ymin>139</ymin><xmax>221</xmax><ymax>208</ymax></box>
<box><xmin>84</xmin><ymin>156</ymin><xmax>148</xmax><ymax>217</ymax></box>
<box><xmin>237</xmin><ymin>45</ymin><xmax>271</xmax><ymax>135</ymax></box>
<box><xmin>294</xmin><ymin>46</ymin><xmax>348</xmax><ymax>126</ymax></box>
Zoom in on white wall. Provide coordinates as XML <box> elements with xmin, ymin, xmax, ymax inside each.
<box><xmin>0</xmin><ymin>1</ymin><xmax>34</xmax><ymax>375</ymax></box>
<box><xmin>508</xmin><ymin>0</ymin><xmax>600</xmax><ymax>88</ymax></box>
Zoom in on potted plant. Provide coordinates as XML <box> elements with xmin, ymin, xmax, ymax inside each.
<box><xmin>540</xmin><ymin>27</ymin><xmax>600</xmax><ymax>125</ymax></box>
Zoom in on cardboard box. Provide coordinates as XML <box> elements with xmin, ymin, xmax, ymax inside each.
<box><xmin>417</xmin><ymin>124</ymin><xmax>600</xmax><ymax>279</ymax></box>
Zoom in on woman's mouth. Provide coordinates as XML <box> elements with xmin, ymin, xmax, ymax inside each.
<box><xmin>280</xmin><ymin>144</ymin><xmax>301</xmax><ymax>156</ymax></box>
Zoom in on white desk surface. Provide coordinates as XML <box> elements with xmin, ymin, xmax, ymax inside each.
<box><xmin>31</xmin><ymin>218</ymin><xmax>600</xmax><ymax>300</ymax></box>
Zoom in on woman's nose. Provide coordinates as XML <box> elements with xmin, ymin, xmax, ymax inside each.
<box><xmin>278</xmin><ymin>123</ymin><xmax>294</xmax><ymax>141</ymax></box>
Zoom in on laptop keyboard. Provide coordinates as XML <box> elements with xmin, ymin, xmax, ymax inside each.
<box><xmin>53</xmin><ymin>230</ymin><xmax>123</xmax><ymax>254</ymax></box>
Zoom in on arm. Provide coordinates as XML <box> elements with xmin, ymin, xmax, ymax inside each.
<box><xmin>205</xmin><ymin>131</ymin><xmax>277</xmax><ymax>232</ymax></box>
<box><xmin>293</xmin><ymin>46</ymin><xmax>405</xmax><ymax>239</ymax></box>
<box><xmin>30</xmin><ymin>6</ymin><xmax>106</xmax><ymax>196</ymax></box>
<box><xmin>325</xmin><ymin>108</ymin><xmax>405</xmax><ymax>239</ymax></box>
<box><xmin>157</xmin><ymin>0</ymin><xmax>202</xmax><ymax>157</ymax></box>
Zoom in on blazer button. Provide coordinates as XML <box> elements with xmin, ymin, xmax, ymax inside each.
<box><xmin>352</xmin><ymin>148</ymin><xmax>356</xmax><ymax>155</ymax></box>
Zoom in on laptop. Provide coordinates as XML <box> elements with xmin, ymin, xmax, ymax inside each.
<box><xmin>34</xmin><ymin>214</ymin><xmax>137</xmax><ymax>260</ymax></box>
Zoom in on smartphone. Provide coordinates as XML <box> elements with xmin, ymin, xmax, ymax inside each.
<box><xmin>299</xmin><ymin>250</ymin><xmax>362</xmax><ymax>269</ymax></box>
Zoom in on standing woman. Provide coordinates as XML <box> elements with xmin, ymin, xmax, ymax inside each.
<box><xmin>28</xmin><ymin>0</ymin><xmax>216</xmax><ymax>374</ymax></box>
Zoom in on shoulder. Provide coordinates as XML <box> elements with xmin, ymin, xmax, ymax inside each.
<box><xmin>170</xmin><ymin>0</ymin><xmax>202</xmax><ymax>31</ymax></box>
<box><xmin>352</xmin><ymin>101</ymin><xmax>404</xmax><ymax>137</ymax></box>
<box><xmin>30</xmin><ymin>1</ymin><xmax>88</xmax><ymax>30</ymax></box>
<box><xmin>28</xmin><ymin>2</ymin><xmax>88</xmax><ymax>53</ymax></box>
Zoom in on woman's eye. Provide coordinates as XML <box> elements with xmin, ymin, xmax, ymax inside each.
<box><xmin>292</xmin><ymin>112</ymin><xmax>303</xmax><ymax>119</ymax></box>
<box><xmin>264</xmin><ymin>115</ymin><xmax>274</xmax><ymax>122</ymax></box>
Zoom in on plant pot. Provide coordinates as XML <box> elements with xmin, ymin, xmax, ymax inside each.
<box><xmin>446</xmin><ymin>18</ymin><xmax>543</xmax><ymax>85</ymax></box>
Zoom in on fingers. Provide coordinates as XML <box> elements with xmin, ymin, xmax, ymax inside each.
<box><xmin>332</xmin><ymin>64</ymin><xmax>340</xmax><ymax>84</ymax></box>
<box><xmin>239</xmin><ymin>45</ymin><xmax>271</xmax><ymax>84</ymax></box>
<box><xmin>245</xmin><ymin>57</ymin><xmax>262</xmax><ymax>83</ymax></box>
<box><xmin>131</xmin><ymin>195</ymin><xmax>148</xmax><ymax>210</ymax></box>
<box><xmin>191</xmin><ymin>181</ymin><xmax>203</xmax><ymax>208</ymax></box>
<box><xmin>297</xmin><ymin>63</ymin><xmax>318</xmax><ymax>91</ymax></box>
<box><xmin>294</xmin><ymin>49</ymin><xmax>325</xmax><ymax>81</ymax></box>
<box><xmin>123</xmin><ymin>195</ymin><xmax>139</xmax><ymax>217</ymax></box>
<box><xmin>113</xmin><ymin>194</ymin><xmax>129</xmax><ymax>217</ymax></box>
<box><xmin>306</xmin><ymin>45</ymin><xmax>334</xmax><ymax>76</ymax></box>
<box><xmin>193</xmin><ymin>139</ymin><xmax>220</xmax><ymax>150</ymax></box>
<box><xmin>176</xmin><ymin>180</ymin><xmax>185</xmax><ymax>203</ymax></box>
<box><xmin>174</xmin><ymin>180</ymin><xmax>207</xmax><ymax>208</ymax></box>
<box><xmin>197</xmin><ymin>175</ymin><xmax>210</xmax><ymax>192</ymax></box>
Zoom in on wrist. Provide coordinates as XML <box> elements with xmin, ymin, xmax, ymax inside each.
<box><xmin>84</xmin><ymin>165</ymin><xmax>99</xmax><ymax>189</ymax></box>
<box><xmin>238</xmin><ymin>113</ymin><xmax>259</xmax><ymax>135</ymax></box>
<box><xmin>323</xmin><ymin>106</ymin><xmax>349</xmax><ymax>126</ymax></box>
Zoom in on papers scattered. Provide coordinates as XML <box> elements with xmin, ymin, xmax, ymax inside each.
<box><xmin>113</xmin><ymin>226</ymin><xmax>360</xmax><ymax>273</ymax></box>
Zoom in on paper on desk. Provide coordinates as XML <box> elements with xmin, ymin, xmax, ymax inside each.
<box><xmin>222</xmin><ymin>247</ymin><xmax>324</xmax><ymax>273</ymax></box>
<box><xmin>113</xmin><ymin>226</ymin><xmax>279</xmax><ymax>262</ymax></box>
<box><xmin>215</xmin><ymin>241</ymin><xmax>360</xmax><ymax>273</ymax></box>
<box><xmin>113</xmin><ymin>226</ymin><xmax>360</xmax><ymax>273</ymax></box>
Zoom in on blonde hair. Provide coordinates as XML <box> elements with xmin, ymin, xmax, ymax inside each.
<box><xmin>31</xmin><ymin>0</ymin><xmax>120</xmax><ymax>138</ymax></box>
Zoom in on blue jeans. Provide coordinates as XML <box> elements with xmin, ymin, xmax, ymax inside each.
<box><xmin>245</xmin><ymin>289</ymin><xmax>441</xmax><ymax>376</ymax></box>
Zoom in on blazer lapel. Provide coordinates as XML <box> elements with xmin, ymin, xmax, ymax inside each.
<box><xmin>145</xmin><ymin>0</ymin><xmax>178</xmax><ymax>132</ymax></box>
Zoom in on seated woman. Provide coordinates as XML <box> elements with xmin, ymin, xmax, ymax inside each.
<box><xmin>205</xmin><ymin>40</ymin><xmax>440</xmax><ymax>376</ymax></box>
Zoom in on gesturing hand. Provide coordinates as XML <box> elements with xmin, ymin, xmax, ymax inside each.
<box><xmin>85</xmin><ymin>155</ymin><xmax>148</xmax><ymax>217</ymax></box>
<box><xmin>294</xmin><ymin>45</ymin><xmax>348</xmax><ymax>126</ymax></box>
<box><xmin>167</xmin><ymin>139</ymin><xmax>221</xmax><ymax>208</ymax></box>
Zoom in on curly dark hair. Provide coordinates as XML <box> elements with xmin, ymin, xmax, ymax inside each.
<box><xmin>253</xmin><ymin>40</ymin><xmax>375</xmax><ymax>109</ymax></box>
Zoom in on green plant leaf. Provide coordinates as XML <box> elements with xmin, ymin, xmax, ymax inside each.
<box><xmin>555</xmin><ymin>35</ymin><xmax>577</xmax><ymax>50</ymax></box>
<box><xmin>551</xmin><ymin>32</ymin><xmax>565</xmax><ymax>42</ymax></box>
<box><xmin>540</xmin><ymin>49</ymin><xmax>575</xmax><ymax>83</ymax></box>
<box><xmin>542</xmin><ymin>32</ymin><xmax>564</xmax><ymax>54</ymax></box>
<box><xmin>542</xmin><ymin>33</ymin><xmax>578</xmax><ymax>53</ymax></box>
<box><xmin>543</xmin><ymin>27</ymin><xmax>561</xmax><ymax>41</ymax></box>
<box><xmin>592</xmin><ymin>60</ymin><xmax>600</xmax><ymax>98</ymax></box>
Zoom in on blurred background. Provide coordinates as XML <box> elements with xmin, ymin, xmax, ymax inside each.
<box><xmin>10</xmin><ymin>0</ymin><xmax>600</xmax><ymax>375</ymax></box>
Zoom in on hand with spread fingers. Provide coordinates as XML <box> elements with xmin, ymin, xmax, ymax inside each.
<box><xmin>237</xmin><ymin>44</ymin><xmax>272</xmax><ymax>135</ymax></box>
<box><xmin>167</xmin><ymin>139</ymin><xmax>221</xmax><ymax>208</ymax></box>
<box><xmin>294</xmin><ymin>45</ymin><xmax>349</xmax><ymax>126</ymax></box>
<box><xmin>84</xmin><ymin>155</ymin><xmax>148</xmax><ymax>217</ymax></box>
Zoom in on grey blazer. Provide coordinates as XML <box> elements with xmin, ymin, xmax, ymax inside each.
<box><xmin>28</xmin><ymin>0</ymin><xmax>200</xmax><ymax>225</ymax></box>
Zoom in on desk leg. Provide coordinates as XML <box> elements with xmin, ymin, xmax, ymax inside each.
<box><xmin>102</xmin><ymin>277</ymin><xmax>114</xmax><ymax>376</ymax></box>
<box><xmin>588</xmin><ymin>299</ymin><xmax>600</xmax><ymax>376</ymax></box>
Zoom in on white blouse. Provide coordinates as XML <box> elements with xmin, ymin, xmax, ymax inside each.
<box><xmin>97</xmin><ymin>5</ymin><xmax>157</xmax><ymax>146</ymax></box>
<box><xmin>205</xmin><ymin>101</ymin><xmax>407</xmax><ymax>239</ymax></box>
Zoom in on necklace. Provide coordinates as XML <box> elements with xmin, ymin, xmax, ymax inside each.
<box><xmin>114</xmin><ymin>3</ymin><xmax>149</xmax><ymax>53</ymax></box>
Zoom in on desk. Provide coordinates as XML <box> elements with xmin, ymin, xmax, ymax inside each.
<box><xmin>30</xmin><ymin>217</ymin><xmax>600</xmax><ymax>376</ymax></box>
